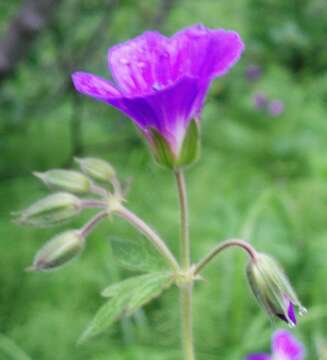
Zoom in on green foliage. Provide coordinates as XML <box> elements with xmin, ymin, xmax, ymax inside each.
<box><xmin>80</xmin><ymin>272</ymin><xmax>173</xmax><ymax>342</ymax></box>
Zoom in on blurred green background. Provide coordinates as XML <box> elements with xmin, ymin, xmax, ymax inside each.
<box><xmin>0</xmin><ymin>0</ymin><xmax>326</xmax><ymax>359</ymax></box>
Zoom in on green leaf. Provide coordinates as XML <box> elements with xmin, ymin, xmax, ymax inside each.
<box><xmin>109</xmin><ymin>236</ymin><xmax>167</xmax><ymax>272</ymax></box>
<box><xmin>149</xmin><ymin>128</ymin><xmax>175</xmax><ymax>169</ymax></box>
<box><xmin>177</xmin><ymin>120</ymin><xmax>200</xmax><ymax>168</ymax></box>
<box><xmin>79</xmin><ymin>272</ymin><xmax>173</xmax><ymax>342</ymax></box>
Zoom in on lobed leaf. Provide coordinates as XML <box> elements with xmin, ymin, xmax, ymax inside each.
<box><xmin>79</xmin><ymin>272</ymin><xmax>173</xmax><ymax>342</ymax></box>
<box><xmin>109</xmin><ymin>236</ymin><xmax>167</xmax><ymax>272</ymax></box>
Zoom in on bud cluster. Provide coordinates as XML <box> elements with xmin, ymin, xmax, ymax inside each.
<box><xmin>14</xmin><ymin>157</ymin><xmax>125</xmax><ymax>271</ymax></box>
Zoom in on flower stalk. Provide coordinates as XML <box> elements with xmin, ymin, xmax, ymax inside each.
<box><xmin>175</xmin><ymin>170</ymin><xmax>190</xmax><ymax>270</ymax></box>
<box><xmin>79</xmin><ymin>210</ymin><xmax>109</xmax><ymax>238</ymax></box>
<box><xmin>194</xmin><ymin>238</ymin><xmax>257</xmax><ymax>275</ymax></box>
<box><xmin>80</xmin><ymin>199</ymin><xmax>108</xmax><ymax>209</ymax></box>
<box><xmin>175</xmin><ymin>169</ymin><xmax>195</xmax><ymax>360</ymax></box>
<box><xmin>115</xmin><ymin>206</ymin><xmax>179</xmax><ymax>272</ymax></box>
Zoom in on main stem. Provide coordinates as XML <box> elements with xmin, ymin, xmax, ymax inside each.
<box><xmin>180</xmin><ymin>284</ymin><xmax>194</xmax><ymax>360</ymax></box>
<box><xmin>175</xmin><ymin>169</ymin><xmax>195</xmax><ymax>360</ymax></box>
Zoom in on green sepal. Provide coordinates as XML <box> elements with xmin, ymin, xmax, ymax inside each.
<box><xmin>176</xmin><ymin>120</ymin><xmax>200</xmax><ymax>168</ymax></box>
<box><xmin>149</xmin><ymin>128</ymin><xmax>175</xmax><ymax>169</ymax></box>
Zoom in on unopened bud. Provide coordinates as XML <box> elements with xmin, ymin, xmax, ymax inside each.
<box><xmin>34</xmin><ymin>169</ymin><xmax>91</xmax><ymax>194</ymax></box>
<box><xmin>75</xmin><ymin>157</ymin><xmax>115</xmax><ymax>181</ymax></box>
<box><xmin>246</xmin><ymin>253</ymin><xmax>306</xmax><ymax>327</ymax></box>
<box><xmin>14</xmin><ymin>192</ymin><xmax>82</xmax><ymax>227</ymax></box>
<box><xmin>27</xmin><ymin>230</ymin><xmax>85</xmax><ymax>271</ymax></box>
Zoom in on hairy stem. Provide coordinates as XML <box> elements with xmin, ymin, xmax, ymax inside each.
<box><xmin>180</xmin><ymin>283</ymin><xmax>195</xmax><ymax>360</ymax></box>
<box><xmin>80</xmin><ymin>210</ymin><xmax>108</xmax><ymax>238</ymax></box>
<box><xmin>81</xmin><ymin>199</ymin><xmax>107</xmax><ymax>208</ymax></box>
<box><xmin>194</xmin><ymin>238</ymin><xmax>257</xmax><ymax>275</ymax></box>
<box><xmin>175</xmin><ymin>170</ymin><xmax>190</xmax><ymax>269</ymax></box>
<box><xmin>175</xmin><ymin>169</ymin><xmax>195</xmax><ymax>360</ymax></box>
<box><xmin>115</xmin><ymin>206</ymin><xmax>179</xmax><ymax>272</ymax></box>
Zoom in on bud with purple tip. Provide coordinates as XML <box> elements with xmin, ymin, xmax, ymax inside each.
<box><xmin>246</xmin><ymin>253</ymin><xmax>306</xmax><ymax>326</ymax></box>
<box><xmin>27</xmin><ymin>230</ymin><xmax>85</xmax><ymax>272</ymax></box>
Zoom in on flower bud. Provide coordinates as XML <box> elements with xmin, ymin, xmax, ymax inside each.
<box><xmin>75</xmin><ymin>157</ymin><xmax>115</xmax><ymax>181</ymax></box>
<box><xmin>34</xmin><ymin>169</ymin><xmax>91</xmax><ymax>194</ymax></box>
<box><xmin>246</xmin><ymin>253</ymin><xmax>306</xmax><ymax>326</ymax></box>
<box><xmin>14</xmin><ymin>192</ymin><xmax>82</xmax><ymax>227</ymax></box>
<box><xmin>27</xmin><ymin>230</ymin><xmax>85</xmax><ymax>271</ymax></box>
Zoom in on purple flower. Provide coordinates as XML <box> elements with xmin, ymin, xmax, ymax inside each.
<box><xmin>246</xmin><ymin>330</ymin><xmax>305</xmax><ymax>360</ymax></box>
<box><xmin>268</xmin><ymin>99</ymin><xmax>284</xmax><ymax>117</ymax></box>
<box><xmin>253</xmin><ymin>92</ymin><xmax>269</xmax><ymax>110</ymax></box>
<box><xmin>252</xmin><ymin>94</ymin><xmax>285</xmax><ymax>118</ymax></box>
<box><xmin>72</xmin><ymin>24</ymin><xmax>244</xmax><ymax>167</ymax></box>
<box><xmin>245</xmin><ymin>64</ymin><xmax>262</xmax><ymax>82</ymax></box>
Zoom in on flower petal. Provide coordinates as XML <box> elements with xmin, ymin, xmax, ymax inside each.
<box><xmin>108</xmin><ymin>24</ymin><xmax>244</xmax><ymax>99</ymax></box>
<box><xmin>288</xmin><ymin>301</ymin><xmax>297</xmax><ymax>326</ymax></box>
<box><xmin>170</xmin><ymin>24</ymin><xmax>244</xmax><ymax>113</ymax></box>
<box><xmin>171</xmin><ymin>24</ymin><xmax>244</xmax><ymax>80</ymax></box>
<box><xmin>272</xmin><ymin>330</ymin><xmax>304</xmax><ymax>360</ymax></box>
<box><xmin>108</xmin><ymin>31</ymin><xmax>172</xmax><ymax>96</ymax></box>
<box><xmin>246</xmin><ymin>354</ymin><xmax>270</xmax><ymax>360</ymax></box>
<box><xmin>106</xmin><ymin>76</ymin><xmax>200</xmax><ymax>153</ymax></box>
<box><xmin>72</xmin><ymin>72</ymin><xmax>121</xmax><ymax>101</ymax></box>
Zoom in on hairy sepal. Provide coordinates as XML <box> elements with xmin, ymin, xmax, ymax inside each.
<box><xmin>176</xmin><ymin>120</ymin><xmax>200</xmax><ymax>168</ymax></box>
<box><xmin>149</xmin><ymin>128</ymin><xmax>176</xmax><ymax>169</ymax></box>
<box><xmin>149</xmin><ymin>120</ymin><xmax>200</xmax><ymax>170</ymax></box>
